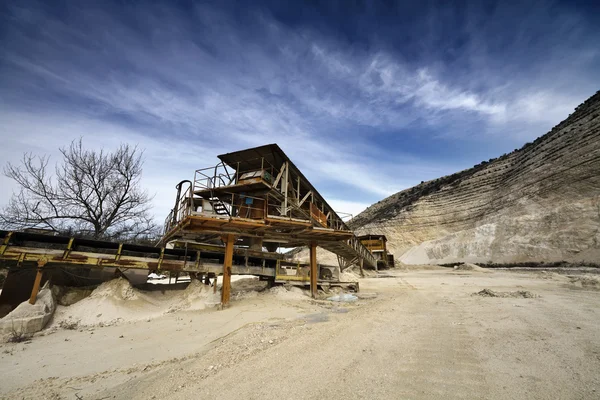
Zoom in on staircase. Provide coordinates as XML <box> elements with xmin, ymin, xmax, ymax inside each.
<box><xmin>320</xmin><ymin>235</ymin><xmax>377</xmax><ymax>270</ymax></box>
<box><xmin>210</xmin><ymin>197</ymin><xmax>230</xmax><ymax>216</ymax></box>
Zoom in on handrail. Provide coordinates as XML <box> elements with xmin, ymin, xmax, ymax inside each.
<box><xmin>163</xmin><ymin>182</ymin><xmax>194</xmax><ymax>234</ymax></box>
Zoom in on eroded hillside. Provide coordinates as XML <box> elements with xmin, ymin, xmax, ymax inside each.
<box><xmin>351</xmin><ymin>91</ymin><xmax>600</xmax><ymax>265</ymax></box>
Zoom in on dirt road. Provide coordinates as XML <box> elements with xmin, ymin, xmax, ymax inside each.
<box><xmin>2</xmin><ymin>268</ymin><xmax>599</xmax><ymax>399</ymax></box>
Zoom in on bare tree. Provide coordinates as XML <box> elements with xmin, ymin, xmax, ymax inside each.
<box><xmin>1</xmin><ymin>139</ymin><xmax>157</xmax><ymax>240</ymax></box>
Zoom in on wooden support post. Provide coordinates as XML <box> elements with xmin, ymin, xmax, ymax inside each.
<box><xmin>195</xmin><ymin>251</ymin><xmax>201</xmax><ymax>270</ymax></box>
<box><xmin>29</xmin><ymin>259</ymin><xmax>46</xmax><ymax>305</ymax></box>
<box><xmin>359</xmin><ymin>257</ymin><xmax>365</xmax><ymax>278</ymax></box>
<box><xmin>221</xmin><ymin>234</ymin><xmax>235</xmax><ymax>307</ymax></box>
<box><xmin>310</xmin><ymin>241</ymin><xmax>318</xmax><ymax>299</ymax></box>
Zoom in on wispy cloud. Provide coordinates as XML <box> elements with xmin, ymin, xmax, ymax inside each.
<box><xmin>1</xmin><ymin>0</ymin><xmax>598</xmax><ymax>223</ymax></box>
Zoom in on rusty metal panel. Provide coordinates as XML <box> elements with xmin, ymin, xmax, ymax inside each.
<box><xmin>310</xmin><ymin>203</ymin><xmax>327</xmax><ymax>227</ymax></box>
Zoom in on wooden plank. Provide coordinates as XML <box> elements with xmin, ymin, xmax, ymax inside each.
<box><xmin>310</xmin><ymin>203</ymin><xmax>328</xmax><ymax>227</ymax></box>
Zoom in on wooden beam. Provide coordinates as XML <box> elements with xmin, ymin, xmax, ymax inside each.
<box><xmin>29</xmin><ymin>259</ymin><xmax>46</xmax><ymax>305</ymax></box>
<box><xmin>221</xmin><ymin>234</ymin><xmax>235</xmax><ymax>307</ymax></box>
<box><xmin>310</xmin><ymin>241</ymin><xmax>318</xmax><ymax>299</ymax></box>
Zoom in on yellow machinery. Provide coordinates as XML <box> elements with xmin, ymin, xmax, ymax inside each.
<box><xmin>357</xmin><ymin>234</ymin><xmax>394</xmax><ymax>270</ymax></box>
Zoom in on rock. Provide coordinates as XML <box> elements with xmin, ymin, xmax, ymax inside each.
<box><xmin>0</xmin><ymin>283</ymin><xmax>57</xmax><ymax>334</ymax></box>
<box><xmin>473</xmin><ymin>289</ymin><xmax>539</xmax><ymax>298</ymax></box>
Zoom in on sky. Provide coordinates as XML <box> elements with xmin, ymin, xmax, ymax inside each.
<box><xmin>1</xmin><ymin>0</ymin><xmax>599</xmax><ymax>224</ymax></box>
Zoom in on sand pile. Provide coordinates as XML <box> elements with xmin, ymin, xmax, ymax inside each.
<box><xmin>339</xmin><ymin>269</ymin><xmax>360</xmax><ymax>282</ymax></box>
<box><xmin>52</xmin><ymin>278</ymin><xmax>220</xmax><ymax>328</ymax></box>
<box><xmin>453</xmin><ymin>263</ymin><xmax>489</xmax><ymax>272</ymax></box>
<box><xmin>57</xmin><ymin>286</ymin><xmax>95</xmax><ymax>306</ymax></box>
<box><xmin>170</xmin><ymin>279</ymin><xmax>221</xmax><ymax>310</ymax></box>
<box><xmin>229</xmin><ymin>277</ymin><xmax>269</xmax><ymax>300</ymax></box>
<box><xmin>474</xmin><ymin>289</ymin><xmax>538</xmax><ymax>298</ymax></box>
<box><xmin>269</xmin><ymin>285</ymin><xmax>308</xmax><ymax>300</ymax></box>
<box><xmin>232</xmin><ymin>277</ymin><xmax>268</xmax><ymax>292</ymax></box>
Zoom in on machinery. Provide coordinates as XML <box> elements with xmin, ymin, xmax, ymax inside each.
<box><xmin>357</xmin><ymin>234</ymin><xmax>394</xmax><ymax>270</ymax></box>
<box><xmin>0</xmin><ymin>144</ymin><xmax>387</xmax><ymax>312</ymax></box>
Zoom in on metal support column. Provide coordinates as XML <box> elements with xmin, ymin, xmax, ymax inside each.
<box><xmin>221</xmin><ymin>234</ymin><xmax>235</xmax><ymax>307</ymax></box>
<box><xmin>310</xmin><ymin>241</ymin><xmax>318</xmax><ymax>299</ymax></box>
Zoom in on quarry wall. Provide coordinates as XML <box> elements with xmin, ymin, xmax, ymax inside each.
<box><xmin>351</xmin><ymin>91</ymin><xmax>600</xmax><ymax>265</ymax></box>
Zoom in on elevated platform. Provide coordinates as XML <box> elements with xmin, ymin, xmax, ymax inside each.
<box><xmin>163</xmin><ymin>144</ymin><xmax>377</xmax><ymax>270</ymax></box>
<box><xmin>163</xmin><ymin>213</ymin><xmax>354</xmax><ymax>245</ymax></box>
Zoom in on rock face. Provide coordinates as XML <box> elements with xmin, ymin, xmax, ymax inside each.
<box><xmin>351</xmin><ymin>91</ymin><xmax>600</xmax><ymax>265</ymax></box>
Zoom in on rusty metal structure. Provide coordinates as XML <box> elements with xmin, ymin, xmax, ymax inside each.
<box><xmin>0</xmin><ymin>144</ymin><xmax>380</xmax><ymax>310</ymax></box>
<box><xmin>160</xmin><ymin>144</ymin><xmax>376</xmax><ymax>302</ymax></box>
<box><xmin>162</xmin><ymin>144</ymin><xmax>376</xmax><ymax>267</ymax></box>
<box><xmin>357</xmin><ymin>234</ymin><xmax>394</xmax><ymax>270</ymax></box>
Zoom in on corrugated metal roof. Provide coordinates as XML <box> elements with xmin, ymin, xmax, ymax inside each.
<box><xmin>218</xmin><ymin>143</ymin><xmax>286</xmax><ymax>172</ymax></box>
<box><xmin>217</xmin><ymin>143</ymin><xmax>349</xmax><ymax>230</ymax></box>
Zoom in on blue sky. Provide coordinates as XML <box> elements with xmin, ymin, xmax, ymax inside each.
<box><xmin>1</xmin><ymin>0</ymin><xmax>599</xmax><ymax>221</ymax></box>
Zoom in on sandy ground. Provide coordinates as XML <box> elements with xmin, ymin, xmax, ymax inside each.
<box><xmin>1</xmin><ymin>267</ymin><xmax>599</xmax><ymax>399</ymax></box>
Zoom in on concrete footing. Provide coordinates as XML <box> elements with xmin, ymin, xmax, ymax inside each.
<box><xmin>0</xmin><ymin>282</ymin><xmax>57</xmax><ymax>334</ymax></box>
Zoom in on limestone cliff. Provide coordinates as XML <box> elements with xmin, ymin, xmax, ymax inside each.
<box><xmin>350</xmin><ymin>91</ymin><xmax>600</xmax><ymax>265</ymax></box>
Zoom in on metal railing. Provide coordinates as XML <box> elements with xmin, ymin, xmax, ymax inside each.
<box><xmin>194</xmin><ymin>162</ymin><xmax>235</xmax><ymax>191</ymax></box>
<box><xmin>196</xmin><ymin>192</ymin><xmax>267</xmax><ymax>220</ymax></box>
<box><xmin>348</xmin><ymin>235</ymin><xmax>377</xmax><ymax>268</ymax></box>
<box><xmin>168</xmin><ymin>156</ymin><xmax>357</xmax><ymax>234</ymax></box>
<box><xmin>163</xmin><ymin>183</ymin><xmax>194</xmax><ymax>234</ymax></box>
<box><xmin>193</xmin><ymin>157</ymin><xmax>281</xmax><ymax>193</ymax></box>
